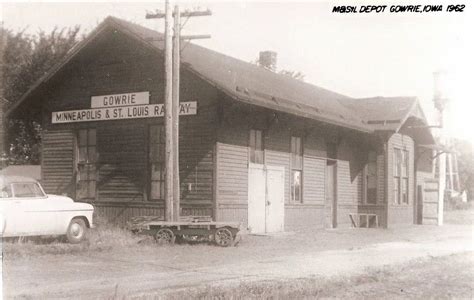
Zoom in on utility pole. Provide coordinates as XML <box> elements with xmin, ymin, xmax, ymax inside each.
<box><xmin>164</xmin><ymin>0</ymin><xmax>174</xmax><ymax>222</ymax></box>
<box><xmin>147</xmin><ymin>3</ymin><xmax>211</xmax><ymax>222</ymax></box>
<box><xmin>433</xmin><ymin>71</ymin><xmax>449</xmax><ymax>226</ymax></box>
<box><xmin>172</xmin><ymin>4</ymin><xmax>181</xmax><ymax>221</ymax></box>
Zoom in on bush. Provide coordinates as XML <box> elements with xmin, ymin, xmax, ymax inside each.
<box><xmin>2</xmin><ymin>218</ymin><xmax>155</xmax><ymax>258</ymax></box>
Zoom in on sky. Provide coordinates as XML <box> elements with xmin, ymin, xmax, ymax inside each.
<box><xmin>1</xmin><ymin>1</ymin><xmax>473</xmax><ymax>142</ymax></box>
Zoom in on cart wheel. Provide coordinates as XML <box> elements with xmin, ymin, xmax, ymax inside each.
<box><xmin>154</xmin><ymin>228</ymin><xmax>175</xmax><ymax>245</ymax></box>
<box><xmin>214</xmin><ymin>227</ymin><xmax>233</xmax><ymax>247</ymax></box>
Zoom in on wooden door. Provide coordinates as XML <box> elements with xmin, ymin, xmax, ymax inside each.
<box><xmin>248</xmin><ymin>163</ymin><xmax>266</xmax><ymax>234</ymax></box>
<box><xmin>326</xmin><ymin>161</ymin><xmax>337</xmax><ymax>228</ymax></box>
<box><xmin>265</xmin><ymin>165</ymin><xmax>285</xmax><ymax>233</ymax></box>
<box><xmin>415</xmin><ymin>184</ymin><xmax>423</xmax><ymax>224</ymax></box>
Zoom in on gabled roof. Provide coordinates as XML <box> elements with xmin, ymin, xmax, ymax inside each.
<box><xmin>340</xmin><ymin>97</ymin><xmax>424</xmax><ymax>130</ymax></box>
<box><xmin>7</xmin><ymin>16</ymin><xmax>371</xmax><ymax>132</ymax></box>
<box><xmin>109</xmin><ymin>17</ymin><xmax>372</xmax><ymax>132</ymax></box>
<box><xmin>7</xmin><ymin>16</ymin><xmax>432</xmax><ymax>140</ymax></box>
<box><xmin>340</xmin><ymin>96</ymin><xmax>434</xmax><ymax>143</ymax></box>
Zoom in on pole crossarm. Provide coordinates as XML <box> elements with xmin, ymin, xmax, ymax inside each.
<box><xmin>180</xmin><ymin>34</ymin><xmax>211</xmax><ymax>40</ymax></box>
<box><xmin>146</xmin><ymin>4</ymin><xmax>211</xmax><ymax>222</ymax></box>
<box><xmin>407</xmin><ymin>125</ymin><xmax>442</xmax><ymax>129</ymax></box>
<box><xmin>144</xmin><ymin>35</ymin><xmax>211</xmax><ymax>42</ymax></box>
<box><xmin>146</xmin><ymin>9</ymin><xmax>211</xmax><ymax>19</ymax></box>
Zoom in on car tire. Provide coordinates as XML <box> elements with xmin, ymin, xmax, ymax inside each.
<box><xmin>66</xmin><ymin>218</ymin><xmax>87</xmax><ymax>244</ymax></box>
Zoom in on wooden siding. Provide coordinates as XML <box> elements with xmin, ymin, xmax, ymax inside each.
<box><xmin>217</xmin><ymin>203</ymin><xmax>248</xmax><ymax>224</ymax></box>
<box><xmin>36</xmin><ymin>28</ymin><xmax>218</xmax><ymax>222</ymax></box>
<box><xmin>336</xmin><ymin>160</ymin><xmax>358</xmax><ymax>227</ymax></box>
<box><xmin>303</xmin><ymin>156</ymin><xmax>325</xmax><ymax>204</ymax></box>
<box><xmin>216</xmin><ymin>106</ymin><xmax>366</xmax><ymax>229</ymax></box>
<box><xmin>336</xmin><ymin>160</ymin><xmax>355</xmax><ymax>205</ymax></box>
<box><xmin>41</xmin><ymin>129</ymin><xmax>75</xmax><ymax>195</ymax></box>
<box><xmin>97</xmin><ymin>124</ymin><xmax>146</xmax><ymax>202</ymax></box>
<box><xmin>377</xmin><ymin>153</ymin><xmax>385</xmax><ymax>204</ymax></box>
<box><xmin>179</xmin><ymin>102</ymin><xmax>216</xmax><ymax>207</ymax></box>
<box><xmin>216</xmin><ymin>142</ymin><xmax>248</xmax><ymax>204</ymax></box>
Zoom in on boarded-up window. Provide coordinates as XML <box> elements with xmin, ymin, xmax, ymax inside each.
<box><xmin>365</xmin><ymin>151</ymin><xmax>377</xmax><ymax>204</ymax></box>
<box><xmin>149</xmin><ymin>125</ymin><xmax>165</xmax><ymax>201</ymax></box>
<box><xmin>249</xmin><ymin>129</ymin><xmax>264</xmax><ymax>164</ymax></box>
<box><xmin>77</xmin><ymin>128</ymin><xmax>97</xmax><ymax>199</ymax></box>
<box><xmin>291</xmin><ymin>136</ymin><xmax>303</xmax><ymax>202</ymax></box>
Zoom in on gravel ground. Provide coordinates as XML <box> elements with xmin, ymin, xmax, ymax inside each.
<box><xmin>2</xmin><ymin>210</ymin><xmax>473</xmax><ymax>299</ymax></box>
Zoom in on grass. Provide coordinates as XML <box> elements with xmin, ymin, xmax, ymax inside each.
<box><xmin>156</xmin><ymin>252</ymin><xmax>474</xmax><ymax>300</ymax></box>
<box><xmin>2</xmin><ymin>216</ymin><xmax>156</xmax><ymax>258</ymax></box>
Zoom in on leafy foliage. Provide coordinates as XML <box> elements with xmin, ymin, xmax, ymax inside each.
<box><xmin>252</xmin><ymin>56</ymin><xmax>306</xmax><ymax>81</ymax></box>
<box><xmin>452</xmin><ymin>138</ymin><xmax>474</xmax><ymax>199</ymax></box>
<box><xmin>2</xmin><ymin>26</ymin><xmax>81</xmax><ymax>164</ymax></box>
<box><xmin>278</xmin><ymin>69</ymin><xmax>305</xmax><ymax>81</ymax></box>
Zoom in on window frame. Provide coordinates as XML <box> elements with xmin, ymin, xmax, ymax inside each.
<box><xmin>149</xmin><ymin>124</ymin><xmax>166</xmax><ymax>201</ymax></box>
<box><xmin>249</xmin><ymin>129</ymin><xmax>264</xmax><ymax>164</ymax></box>
<box><xmin>364</xmin><ymin>150</ymin><xmax>377</xmax><ymax>205</ymax></box>
<box><xmin>11</xmin><ymin>182</ymin><xmax>46</xmax><ymax>198</ymax></box>
<box><xmin>76</xmin><ymin>128</ymin><xmax>97</xmax><ymax>200</ymax></box>
<box><xmin>290</xmin><ymin>135</ymin><xmax>303</xmax><ymax>203</ymax></box>
<box><xmin>393</xmin><ymin>147</ymin><xmax>409</xmax><ymax>205</ymax></box>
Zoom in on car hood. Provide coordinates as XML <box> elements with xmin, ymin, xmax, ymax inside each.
<box><xmin>46</xmin><ymin>194</ymin><xmax>94</xmax><ymax>211</ymax></box>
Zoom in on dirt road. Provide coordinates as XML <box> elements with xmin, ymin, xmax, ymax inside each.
<box><xmin>3</xmin><ymin>221</ymin><xmax>473</xmax><ymax>299</ymax></box>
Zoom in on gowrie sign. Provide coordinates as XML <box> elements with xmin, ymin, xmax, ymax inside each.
<box><xmin>91</xmin><ymin>92</ymin><xmax>150</xmax><ymax>108</ymax></box>
<box><xmin>52</xmin><ymin>91</ymin><xmax>197</xmax><ymax>124</ymax></box>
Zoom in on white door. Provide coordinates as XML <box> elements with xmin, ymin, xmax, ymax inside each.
<box><xmin>20</xmin><ymin>198</ymin><xmax>60</xmax><ymax>235</ymax></box>
<box><xmin>265</xmin><ymin>165</ymin><xmax>285</xmax><ymax>233</ymax></box>
<box><xmin>248</xmin><ymin>164</ymin><xmax>284</xmax><ymax>234</ymax></box>
<box><xmin>248</xmin><ymin>163</ymin><xmax>266</xmax><ymax>234</ymax></box>
<box><xmin>0</xmin><ymin>199</ymin><xmax>25</xmax><ymax>236</ymax></box>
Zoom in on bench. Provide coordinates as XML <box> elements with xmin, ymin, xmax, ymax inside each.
<box><xmin>349</xmin><ymin>213</ymin><xmax>379</xmax><ymax>228</ymax></box>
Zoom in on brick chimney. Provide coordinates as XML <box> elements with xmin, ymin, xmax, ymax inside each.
<box><xmin>259</xmin><ymin>51</ymin><xmax>277</xmax><ymax>72</ymax></box>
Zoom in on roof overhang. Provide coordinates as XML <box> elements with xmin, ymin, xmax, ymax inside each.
<box><xmin>6</xmin><ymin>17</ymin><xmax>373</xmax><ymax>134</ymax></box>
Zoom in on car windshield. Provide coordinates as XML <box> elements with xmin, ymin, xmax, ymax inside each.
<box><xmin>11</xmin><ymin>182</ymin><xmax>45</xmax><ymax>198</ymax></box>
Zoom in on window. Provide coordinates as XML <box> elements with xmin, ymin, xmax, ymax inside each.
<box><xmin>11</xmin><ymin>183</ymin><xmax>45</xmax><ymax>198</ymax></box>
<box><xmin>77</xmin><ymin>128</ymin><xmax>97</xmax><ymax>199</ymax></box>
<box><xmin>291</xmin><ymin>136</ymin><xmax>303</xmax><ymax>202</ymax></box>
<box><xmin>402</xmin><ymin>150</ymin><xmax>409</xmax><ymax>204</ymax></box>
<box><xmin>393</xmin><ymin>148</ymin><xmax>409</xmax><ymax>204</ymax></box>
<box><xmin>365</xmin><ymin>151</ymin><xmax>377</xmax><ymax>204</ymax></box>
<box><xmin>1</xmin><ymin>185</ymin><xmax>12</xmax><ymax>198</ymax></box>
<box><xmin>149</xmin><ymin>125</ymin><xmax>165</xmax><ymax>201</ymax></box>
<box><xmin>249</xmin><ymin>129</ymin><xmax>264</xmax><ymax>164</ymax></box>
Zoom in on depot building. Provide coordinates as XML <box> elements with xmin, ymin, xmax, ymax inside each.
<box><xmin>8</xmin><ymin>17</ymin><xmax>438</xmax><ymax>232</ymax></box>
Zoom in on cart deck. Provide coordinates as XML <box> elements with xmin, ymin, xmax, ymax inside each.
<box><xmin>127</xmin><ymin>216</ymin><xmax>241</xmax><ymax>247</ymax></box>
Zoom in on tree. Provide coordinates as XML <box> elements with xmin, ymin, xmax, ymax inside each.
<box><xmin>2</xmin><ymin>26</ymin><xmax>81</xmax><ymax>164</ymax></box>
<box><xmin>452</xmin><ymin>138</ymin><xmax>474</xmax><ymax>200</ymax></box>
<box><xmin>278</xmin><ymin>69</ymin><xmax>305</xmax><ymax>81</ymax></box>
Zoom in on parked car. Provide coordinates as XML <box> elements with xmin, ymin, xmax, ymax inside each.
<box><xmin>0</xmin><ymin>175</ymin><xmax>94</xmax><ymax>243</ymax></box>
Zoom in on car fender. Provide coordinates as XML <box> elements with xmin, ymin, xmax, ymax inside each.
<box><xmin>59</xmin><ymin>210</ymin><xmax>94</xmax><ymax>233</ymax></box>
<box><xmin>0</xmin><ymin>213</ymin><xmax>5</xmax><ymax>234</ymax></box>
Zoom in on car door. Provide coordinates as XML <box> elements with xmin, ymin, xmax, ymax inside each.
<box><xmin>11</xmin><ymin>182</ymin><xmax>58</xmax><ymax>236</ymax></box>
<box><xmin>0</xmin><ymin>194</ymin><xmax>27</xmax><ymax>236</ymax></box>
